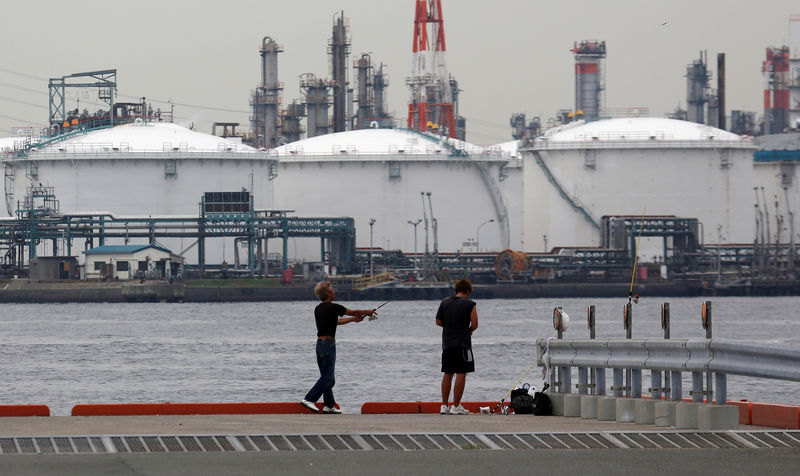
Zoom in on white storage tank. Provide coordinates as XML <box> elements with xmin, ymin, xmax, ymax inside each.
<box><xmin>520</xmin><ymin>117</ymin><xmax>756</xmax><ymax>251</ymax></box>
<box><xmin>271</xmin><ymin>128</ymin><xmax>520</xmax><ymax>255</ymax></box>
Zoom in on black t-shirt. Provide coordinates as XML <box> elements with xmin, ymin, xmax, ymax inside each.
<box><xmin>315</xmin><ymin>302</ymin><xmax>347</xmax><ymax>338</ymax></box>
<box><xmin>436</xmin><ymin>296</ymin><xmax>475</xmax><ymax>350</ymax></box>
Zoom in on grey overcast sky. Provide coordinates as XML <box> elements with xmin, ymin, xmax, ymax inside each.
<box><xmin>0</xmin><ymin>0</ymin><xmax>797</xmax><ymax>144</ymax></box>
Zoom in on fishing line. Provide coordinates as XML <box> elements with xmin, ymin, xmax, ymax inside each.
<box><xmin>369</xmin><ymin>267</ymin><xmax>449</xmax><ymax>320</ymax></box>
<box><xmin>628</xmin><ymin>208</ymin><xmax>646</xmax><ymax>304</ymax></box>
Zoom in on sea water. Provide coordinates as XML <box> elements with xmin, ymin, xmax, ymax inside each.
<box><xmin>0</xmin><ymin>296</ymin><xmax>798</xmax><ymax>415</ymax></box>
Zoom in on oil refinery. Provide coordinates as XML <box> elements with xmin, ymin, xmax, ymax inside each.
<box><xmin>0</xmin><ymin>3</ymin><xmax>799</xmax><ymax>295</ymax></box>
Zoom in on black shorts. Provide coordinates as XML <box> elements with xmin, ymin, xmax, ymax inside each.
<box><xmin>441</xmin><ymin>347</ymin><xmax>475</xmax><ymax>374</ymax></box>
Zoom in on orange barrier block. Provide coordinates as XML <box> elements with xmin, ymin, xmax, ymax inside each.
<box><xmin>750</xmin><ymin>403</ymin><xmax>800</xmax><ymax>429</ymax></box>
<box><xmin>362</xmin><ymin>401</ymin><xmax>503</xmax><ymax>414</ymax></box>
<box><xmin>0</xmin><ymin>405</ymin><xmax>50</xmax><ymax>417</ymax></box>
<box><xmin>71</xmin><ymin>402</ymin><xmax>332</xmax><ymax>416</ymax></box>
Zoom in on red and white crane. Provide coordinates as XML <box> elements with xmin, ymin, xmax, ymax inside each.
<box><xmin>406</xmin><ymin>0</ymin><xmax>456</xmax><ymax>138</ymax></box>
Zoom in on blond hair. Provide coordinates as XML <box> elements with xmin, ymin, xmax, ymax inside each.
<box><xmin>315</xmin><ymin>281</ymin><xmax>333</xmax><ymax>301</ymax></box>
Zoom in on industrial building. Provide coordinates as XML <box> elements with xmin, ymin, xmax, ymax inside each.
<box><xmin>1</xmin><ymin>6</ymin><xmax>800</xmax><ymax>285</ymax></box>
<box><xmin>83</xmin><ymin>244</ymin><xmax>183</xmax><ymax>280</ymax></box>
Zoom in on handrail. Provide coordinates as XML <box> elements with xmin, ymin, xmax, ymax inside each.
<box><xmin>536</xmin><ymin>338</ymin><xmax>800</xmax><ymax>382</ymax></box>
<box><xmin>531</xmin><ymin>150</ymin><xmax>600</xmax><ymax>230</ymax></box>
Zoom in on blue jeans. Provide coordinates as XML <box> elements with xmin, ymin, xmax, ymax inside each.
<box><xmin>304</xmin><ymin>338</ymin><xmax>336</xmax><ymax>407</ymax></box>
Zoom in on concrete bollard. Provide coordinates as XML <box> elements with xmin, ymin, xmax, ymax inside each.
<box><xmin>616</xmin><ymin>398</ymin><xmax>636</xmax><ymax>423</ymax></box>
<box><xmin>548</xmin><ymin>393</ymin><xmax>566</xmax><ymax>416</ymax></box>
<box><xmin>581</xmin><ymin>396</ymin><xmax>598</xmax><ymax>419</ymax></box>
<box><xmin>676</xmin><ymin>403</ymin><xmax>701</xmax><ymax>429</ymax></box>
<box><xmin>597</xmin><ymin>397</ymin><xmax>617</xmax><ymax>421</ymax></box>
<box><xmin>635</xmin><ymin>399</ymin><xmax>655</xmax><ymax>425</ymax></box>
<box><xmin>698</xmin><ymin>405</ymin><xmax>739</xmax><ymax>431</ymax></box>
<box><xmin>563</xmin><ymin>395</ymin><xmax>582</xmax><ymax>417</ymax></box>
<box><xmin>655</xmin><ymin>402</ymin><xmax>677</xmax><ymax>427</ymax></box>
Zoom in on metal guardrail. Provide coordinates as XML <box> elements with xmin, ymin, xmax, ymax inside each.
<box><xmin>536</xmin><ymin>337</ymin><xmax>800</xmax><ymax>405</ymax></box>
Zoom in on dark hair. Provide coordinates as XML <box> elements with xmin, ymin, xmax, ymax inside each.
<box><xmin>454</xmin><ymin>278</ymin><xmax>472</xmax><ymax>295</ymax></box>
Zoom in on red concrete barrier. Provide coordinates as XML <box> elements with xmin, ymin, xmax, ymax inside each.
<box><xmin>71</xmin><ymin>402</ymin><xmax>333</xmax><ymax>416</ymax></box>
<box><xmin>0</xmin><ymin>405</ymin><xmax>50</xmax><ymax>417</ymax></box>
<box><xmin>361</xmin><ymin>401</ymin><xmax>503</xmax><ymax>414</ymax></box>
<box><xmin>750</xmin><ymin>402</ymin><xmax>800</xmax><ymax>429</ymax></box>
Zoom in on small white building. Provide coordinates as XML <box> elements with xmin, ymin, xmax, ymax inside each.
<box><xmin>83</xmin><ymin>244</ymin><xmax>184</xmax><ymax>280</ymax></box>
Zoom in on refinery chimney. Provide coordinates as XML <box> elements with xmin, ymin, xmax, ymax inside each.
<box><xmin>572</xmin><ymin>40</ymin><xmax>606</xmax><ymax>120</ymax></box>
<box><xmin>686</xmin><ymin>51</ymin><xmax>710</xmax><ymax>124</ymax></box>
<box><xmin>763</xmin><ymin>46</ymin><xmax>790</xmax><ymax>134</ymax></box>
<box><xmin>300</xmin><ymin>73</ymin><xmax>333</xmax><ymax>138</ymax></box>
<box><xmin>354</xmin><ymin>53</ymin><xmax>374</xmax><ymax>129</ymax></box>
<box><xmin>330</xmin><ymin>12</ymin><xmax>351</xmax><ymax>133</ymax></box>
<box><xmin>251</xmin><ymin>37</ymin><xmax>283</xmax><ymax>148</ymax></box>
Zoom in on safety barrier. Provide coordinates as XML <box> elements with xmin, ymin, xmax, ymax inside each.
<box><xmin>537</xmin><ymin>337</ymin><xmax>800</xmax><ymax>405</ymax></box>
<box><xmin>71</xmin><ymin>402</ymin><xmax>330</xmax><ymax>416</ymax></box>
<box><xmin>536</xmin><ymin>302</ymin><xmax>800</xmax><ymax>429</ymax></box>
<box><xmin>361</xmin><ymin>401</ymin><xmax>499</xmax><ymax>414</ymax></box>
<box><xmin>0</xmin><ymin>405</ymin><xmax>50</xmax><ymax>417</ymax></box>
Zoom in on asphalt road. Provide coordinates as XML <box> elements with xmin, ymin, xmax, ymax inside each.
<box><xmin>2</xmin><ymin>449</ymin><xmax>800</xmax><ymax>476</ymax></box>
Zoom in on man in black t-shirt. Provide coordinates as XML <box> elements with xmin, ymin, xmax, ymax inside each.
<box><xmin>436</xmin><ymin>278</ymin><xmax>478</xmax><ymax>415</ymax></box>
<box><xmin>301</xmin><ymin>281</ymin><xmax>374</xmax><ymax>414</ymax></box>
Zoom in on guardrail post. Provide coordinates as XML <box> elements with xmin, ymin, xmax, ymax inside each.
<box><xmin>613</xmin><ymin>369</ymin><xmax>624</xmax><ymax>397</ymax></box>
<box><xmin>578</xmin><ymin>367</ymin><xmax>588</xmax><ymax>395</ymax></box>
<box><xmin>632</xmin><ymin>369</ymin><xmax>642</xmax><ymax>398</ymax></box>
<box><xmin>553</xmin><ymin>307</ymin><xmax>571</xmax><ymax>394</ymax></box>
<box><xmin>624</xmin><ymin>302</ymin><xmax>634</xmax><ymax>397</ymax></box>
<box><xmin>588</xmin><ymin>305</ymin><xmax>597</xmax><ymax>395</ymax></box>
<box><xmin>715</xmin><ymin>373</ymin><xmax>727</xmax><ymax>405</ymax></box>
<box><xmin>692</xmin><ymin>371</ymin><xmax>704</xmax><ymax>403</ymax></box>
<box><xmin>650</xmin><ymin>302</ymin><xmax>669</xmax><ymax>401</ymax></box>
<box><xmin>671</xmin><ymin>371</ymin><xmax>682</xmax><ymax>401</ymax></box>
<box><xmin>596</xmin><ymin>367</ymin><xmax>606</xmax><ymax>396</ymax></box>
<box><xmin>703</xmin><ymin>301</ymin><xmax>713</xmax><ymax>403</ymax></box>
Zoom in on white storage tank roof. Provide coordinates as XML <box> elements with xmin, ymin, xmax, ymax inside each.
<box><xmin>274</xmin><ymin>128</ymin><xmax>485</xmax><ymax>156</ymax></box>
<box><xmin>38</xmin><ymin>122</ymin><xmax>255</xmax><ymax>152</ymax></box>
<box><xmin>540</xmin><ymin>117</ymin><xmax>746</xmax><ymax>143</ymax></box>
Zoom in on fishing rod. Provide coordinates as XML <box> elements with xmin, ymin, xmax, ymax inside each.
<box><xmin>368</xmin><ymin>267</ymin><xmax>448</xmax><ymax>320</ymax></box>
<box><xmin>628</xmin><ymin>208</ymin><xmax>646</xmax><ymax>305</ymax></box>
<box><xmin>490</xmin><ymin>338</ymin><xmax>552</xmax><ymax>414</ymax></box>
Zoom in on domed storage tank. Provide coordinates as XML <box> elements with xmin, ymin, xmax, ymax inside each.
<box><xmin>2</xmin><ymin>122</ymin><xmax>276</xmax><ymax>217</ymax></box>
<box><xmin>520</xmin><ymin>117</ymin><xmax>756</xmax><ymax>249</ymax></box>
<box><xmin>271</xmin><ymin>128</ymin><xmax>520</xmax><ymax>257</ymax></box>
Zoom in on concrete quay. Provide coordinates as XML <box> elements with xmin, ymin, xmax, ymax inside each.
<box><xmin>1</xmin><ymin>413</ymin><xmax>799</xmax><ymax>476</ymax></box>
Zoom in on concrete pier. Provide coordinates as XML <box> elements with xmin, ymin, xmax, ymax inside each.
<box><xmin>0</xmin><ymin>413</ymin><xmax>794</xmax><ymax>476</ymax></box>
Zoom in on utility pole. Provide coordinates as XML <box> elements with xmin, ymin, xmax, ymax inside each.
<box><xmin>426</xmin><ymin>192</ymin><xmax>438</xmax><ymax>255</ymax></box>
<box><xmin>369</xmin><ymin>218</ymin><xmax>376</xmax><ymax>277</ymax></box>
<box><xmin>408</xmin><ymin>219</ymin><xmax>422</xmax><ymax>277</ymax></box>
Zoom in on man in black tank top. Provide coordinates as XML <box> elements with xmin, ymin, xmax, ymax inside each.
<box><xmin>435</xmin><ymin>278</ymin><xmax>478</xmax><ymax>415</ymax></box>
<box><xmin>300</xmin><ymin>281</ymin><xmax>374</xmax><ymax>414</ymax></box>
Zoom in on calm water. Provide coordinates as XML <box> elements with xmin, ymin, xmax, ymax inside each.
<box><xmin>1</xmin><ymin>296</ymin><xmax>798</xmax><ymax>415</ymax></box>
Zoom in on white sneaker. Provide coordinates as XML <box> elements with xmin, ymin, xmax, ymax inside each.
<box><xmin>440</xmin><ymin>404</ymin><xmax>449</xmax><ymax>414</ymax></box>
<box><xmin>300</xmin><ymin>399</ymin><xmax>319</xmax><ymax>412</ymax></box>
<box><xmin>322</xmin><ymin>406</ymin><xmax>341</xmax><ymax>414</ymax></box>
<box><xmin>449</xmin><ymin>404</ymin><xmax>470</xmax><ymax>415</ymax></box>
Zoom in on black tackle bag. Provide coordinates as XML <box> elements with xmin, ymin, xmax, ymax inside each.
<box><xmin>510</xmin><ymin>388</ymin><xmax>535</xmax><ymax>414</ymax></box>
<box><xmin>531</xmin><ymin>383</ymin><xmax>552</xmax><ymax>416</ymax></box>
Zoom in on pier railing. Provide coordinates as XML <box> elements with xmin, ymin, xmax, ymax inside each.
<box><xmin>536</xmin><ymin>302</ymin><xmax>800</xmax><ymax>406</ymax></box>
<box><xmin>536</xmin><ymin>337</ymin><xmax>800</xmax><ymax>405</ymax></box>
